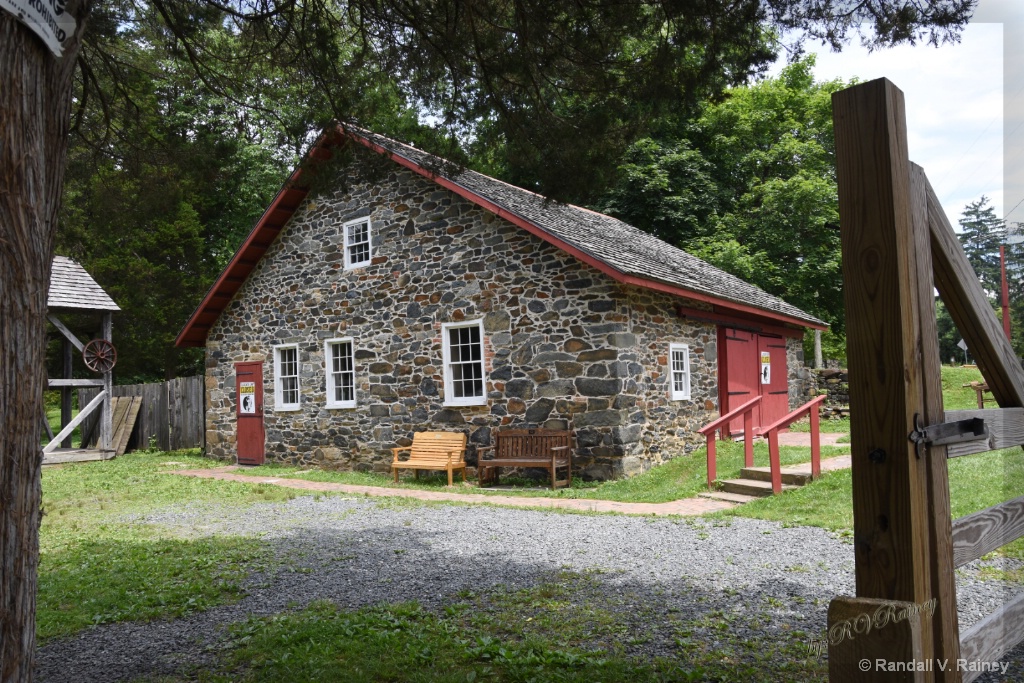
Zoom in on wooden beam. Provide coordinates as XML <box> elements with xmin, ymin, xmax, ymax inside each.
<box><xmin>910</xmin><ymin>164</ymin><xmax>961</xmax><ymax>677</ymax></box>
<box><xmin>828</xmin><ymin>597</ymin><xmax>925</xmax><ymax>682</ymax></box>
<box><xmin>43</xmin><ymin>390</ymin><xmax>106</xmax><ymax>452</ymax></box>
<box><xmin>101</xmin><ymin>312</ymin><xmax>113</xmax><ymax>452</ymax></box>
<box><xmin>927</xmin><ymin>176</ymin><xmax>1024</xmax><ymax>408</ymax></box>
<box><xmin>951</xmin><ymin>496</ymin><xmax>1024</xmax><ymax>568</ymax></box>
<box><xmin>47</xmin><ymin>379</ymin><xmax>104</xmax><ymax>388</ymax></box>
<box><xmin>944</xmin><ymin>408</ymin><xmax>1024</xmax><ymax>458</ymax></box>
<box><xmin>831</xmin><ymin>78</ymin><xmax>957</xmax><ymax>680</ymax></box>
<box><xmin>959</xmin><ymin>591</ymin><xmax>1024</xmax><ymax>683</ymax></box>
<box><xmin>47</xmin><ymin>313</ymin><xmax>84</xmax><ymax>351</ymax></box>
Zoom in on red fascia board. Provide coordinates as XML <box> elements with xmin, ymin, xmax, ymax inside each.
<box><xmin>676</xmin><ymin>304</ymin><xmax>810</xmax><ymax>339</ymax></box>
<box><xmin>348</xmin><ymin>132</ymin><xmax>824</xmax><ymax>332</ymax></box>
<box><xmin>174</xmin><ymin>140</ymin><xmax>325</xmax><ymax>348</ymax></box>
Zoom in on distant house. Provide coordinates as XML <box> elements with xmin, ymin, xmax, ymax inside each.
<box><xmin>176</xmin><ymin>125</ymin><xmax>825</xmax><ymax>479</ymax></box>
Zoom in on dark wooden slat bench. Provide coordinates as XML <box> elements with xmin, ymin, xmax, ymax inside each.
<box><xmin>477</xmin><ymin>428</ymin><xmax>573</xmax><ymax>490</ymax></box>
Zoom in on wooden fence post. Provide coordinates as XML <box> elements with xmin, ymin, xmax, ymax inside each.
<box><xmin>829</xmin><ymin>78</ymin><xmax>959</xmax><ymax>681</ymax></box>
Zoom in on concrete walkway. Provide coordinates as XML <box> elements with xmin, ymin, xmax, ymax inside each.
<box><xmin>172</xmin><ymin>449</ymin><xmax>852</xmax><ymax>518</ymax></box>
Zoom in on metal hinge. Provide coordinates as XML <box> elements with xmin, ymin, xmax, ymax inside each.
<box><xmin>908</xmin><ymin>413</ymin><xmax>988</xmax><ymax>458</ymax></box>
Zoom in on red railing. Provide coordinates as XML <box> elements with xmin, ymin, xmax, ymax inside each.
<box><xmin>697</xmin><ymin>396</ymin><xmax>761</xmax><ymax>489</ymax></box>
<box><xmin>759</xmin><ymin>394</ymin><xmax>827</xmax><ymax>494</ymax></box>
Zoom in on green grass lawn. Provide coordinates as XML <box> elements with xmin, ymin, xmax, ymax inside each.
<box><xmin>42</xmin><ymin>406</ymin><xmax>82</xmax><ymax>448</ymax></box>
<box><xmin>38</xmin><ymin>451</ymin><xmax>300</xmax><ymax>642</ymax></box>
<box><xmin>242</xmin><ymin>440</ymin><xmax>850</xmax><ymax>505</ymax></box>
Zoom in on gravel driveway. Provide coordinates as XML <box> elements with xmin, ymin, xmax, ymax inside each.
<box><xmin>35</xmin><ymin>495</ymin><xmax>1024</xmax><ymax>682</ymax></box>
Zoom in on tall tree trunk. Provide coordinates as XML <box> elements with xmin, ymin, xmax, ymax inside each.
<box><xmin>0</xmin><ymin>7</ymin><xmax>89</xmax><ymax>681</ymax></box>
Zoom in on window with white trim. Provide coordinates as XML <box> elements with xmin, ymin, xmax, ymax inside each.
<box><xmin>669</xmin><ymin>343</ymin><xmax>691</xmax><ymax>401</ymax></box>
<box><xmin>442</xmin><ymin>320</ymin><xmax>487</xmax><ymax>406</ymax></box>
<box><xmin>343</xmin><ymin>217</ymin><xmax>372</xmax><ymax>269</ymax></box>
<box><xmin>325</xmin><ymin>338</ymin><xmax>356</xmax><ymax>409</ymax></box>
<box><xmin>274</xmin><ymin>344</ymin><xmax>301</xmax><ymax>411</ymax></box>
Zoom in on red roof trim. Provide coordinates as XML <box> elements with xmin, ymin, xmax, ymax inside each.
<box><xmin>177</xmin><ymin>126</ymin><xmax>823</xmax><ymax>348</ymax></box>
<box><xmin>175</xmin><ymin>133</ymin><xmax>331</xmax><ymax>347</ymax></box>
<box><xmin>350</xmin><ymin>134</ymin><xmax>826</xmax><ymax>332</ymax></box>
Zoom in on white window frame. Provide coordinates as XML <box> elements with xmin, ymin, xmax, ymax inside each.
<box><xmin>441</xmin><ymin>319</ymin><xmax>487</xmax><ymax>407</ymax></box>
<box><xmin>274</xmin><ymin>343</ymin><xmax>301</xmax><ymax>411</ymax></box>
<box><xmin>325</xmin><ymin>337</ymin><xmax>356</xmax><ymax>409</ymax></box>
<box><xmin>669</xmin><ymin>343</ymin><xmax>691</xmax><ymax>401</ymax></box>
<box><xmin>343</xmin><ymin>216</ymin><xmax>372</xmax><ymax>269</ymax></box>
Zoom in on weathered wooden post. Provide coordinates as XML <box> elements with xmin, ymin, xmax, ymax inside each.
<box><xmin>828</xmin><ymin>78</ymin><xmax>959</xmax><ymax>682</ymax></box>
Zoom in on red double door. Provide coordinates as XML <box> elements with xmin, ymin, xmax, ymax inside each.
<box><xmin>720</xmin><ymin>329</ymin><xmax>789</xmax><ymax>436</ymax></box>
<box><xmin>235</xmin><ymin>361</ymin><xmax>265</xmax><ymax>465</ymax></box>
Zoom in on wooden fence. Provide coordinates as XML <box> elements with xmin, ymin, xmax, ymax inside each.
<box><xmin>80</xmin><ymin>375</ymin><xmax>204</xmax><ymax>452</ymax></box>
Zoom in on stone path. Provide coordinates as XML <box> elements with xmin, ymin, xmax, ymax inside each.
<box><xmin>172</xmin><ymin>440</ymin><xmax>852</xmax><ymax>518</ymax></box>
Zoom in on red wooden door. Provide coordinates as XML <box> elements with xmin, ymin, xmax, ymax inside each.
<box><xmin>723</xmin><ymin>329</ymin><xmax>760</xmax><ymax>434</ymax></box>
<box><xmin>235</xmin><ymin>361</ymin><xmax>265</xmax><ymax>465</ymax></box>
<box><xmin>757</xmin><ymin>335</ymin><xmax>789</xmax><ymax>428</ymax></box>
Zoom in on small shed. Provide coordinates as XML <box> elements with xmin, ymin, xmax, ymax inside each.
<box><xmin>43</xmin><ymin>256</ymin><xmax>121</xmax><ymax>463</ymax></box>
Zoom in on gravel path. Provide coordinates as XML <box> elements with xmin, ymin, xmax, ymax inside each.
<box><xmin>35</xmin><ymin>495</ymin><xmax>1024</xmax><ymax>682</ymax></box>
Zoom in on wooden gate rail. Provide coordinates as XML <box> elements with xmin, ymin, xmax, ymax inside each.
<box><xmin>829</xmin><ymin>77</ymin><xmax>1024</xmax><ymax>683</ymax></box>
<box><xmin>698</xmin><ymin>395</ymin><xmax>760</xmax><ymax>489</ymax></box>
<box><xmin>758</xmin><ymin>394</ymin><xmax>826</xmax><ymax>494</ymax></box>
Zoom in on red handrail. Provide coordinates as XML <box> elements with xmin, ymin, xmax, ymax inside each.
<box><xmin>698</xmin><ymin>396</ymin><xmax>761</xmax><ymax>489</ymax></box>
<box><xmin>760</xmin><ymin>394</ymin><xmax>827</xmax><ymax>494</ymax></box>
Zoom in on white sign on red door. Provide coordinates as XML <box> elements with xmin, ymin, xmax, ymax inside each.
<box><xmin>239</xmin><ymin>382</ymin><xmax>256</xmax><ymax>414</ymax></box>
<box><xmin>760</xmin><ymin>351</ymin><xmax>771</xmax><ymax>385</ymax></box>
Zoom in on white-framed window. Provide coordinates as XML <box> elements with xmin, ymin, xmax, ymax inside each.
<box><xmin>343</xmin><ymin>216</ymin><xmax>372</xmax><ymax>269</ymax></box>
<box><xmin>325</xmin><ymin>337</ymin><xmax>356</xmax><ymax>409</ymax></box>
<box><xmin>669</xmin><ymin>343</ymin><xmax>691</xmax><ymax>401</ymax></box>
<box><xmin>442</xmin><ymin>320</ymin><xmax>487</xmax><ymax>406</ymax></box>
<box><xmin>274</xmin><ymin>344</ymin><xmax>301</xmax><ymax>411</ymax></box>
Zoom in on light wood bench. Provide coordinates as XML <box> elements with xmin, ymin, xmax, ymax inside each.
<box><xmin>477</xmin><ymin>428</ymin><xmax>573</xmax><ymax>490</ymax></box>
<box><xmin>391</xmin><ymin>431</ymin><xmax>467</xmax><ymax>486</ymax></box>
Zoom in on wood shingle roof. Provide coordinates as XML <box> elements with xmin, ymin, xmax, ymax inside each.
<box><xmin>48</xmin><ymin>256</ymin><xmax>120</xmax><ymax>312</ymax></box>
<box><xmin>177</xmin><ymin>124</ymin><xmax>825</xmax><ymax>347</ymax></box>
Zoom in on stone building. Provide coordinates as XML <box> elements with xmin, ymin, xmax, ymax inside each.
<box><xmin>176</xmin><ymin>125</ymin><xmax>826</xmax><ymax>479</ymax></box>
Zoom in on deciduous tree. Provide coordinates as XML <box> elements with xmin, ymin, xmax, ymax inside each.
<box><xmin>0</xmin><ymin>1</ymin><xmax>977</xmax><ymax>679</ymax></box>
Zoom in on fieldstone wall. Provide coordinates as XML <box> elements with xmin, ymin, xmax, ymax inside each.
<box><xmin>787</xmin><ymin>337</ymin><xmax>817</xmax><ymax>408</ymax></box>
<box><xmin>205</xmin><ymin>147</ymin><xmax>720</xmax><ymax>479</ymax></box>
<box><xmin>815</xmin><ymin>368</ymin><xmax>849</xmax><ymax>408</ymax></box>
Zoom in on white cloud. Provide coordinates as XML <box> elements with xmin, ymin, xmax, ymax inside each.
<box><xmin>772</xmin><ymin>22</ymin><xmax>1005</xmax><ymax>223</ymax></box>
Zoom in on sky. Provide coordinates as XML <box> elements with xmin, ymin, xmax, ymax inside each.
<box><xmin>769</xmin><ymin>0</ymin><xmax>1024</xmax><ymax>230</ymax></box>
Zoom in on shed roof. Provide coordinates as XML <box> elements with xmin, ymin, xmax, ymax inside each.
<box><xmin>176</xmin><ymin>125</ymin><xmax>825</xmax><ymax>347</ymax></box>
<box><xmin>48</xmin><ymin>256</ymin><xmax>120</xmax><ymax>312</ymax></box>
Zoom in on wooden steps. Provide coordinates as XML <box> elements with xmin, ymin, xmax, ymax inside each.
<box><xmin>697</xmin><ymin>490</ymin><xmax>761</xmax><ymax>504</ymax></box>
<box><xmin>714</xmin><ymin>454</ymin><xmax>852</xmax><ymax>499</ymax></box>
<box><xmin>718</xmin><ymin>478</ymin><xmax>798</xmax><ymax>497</ymax></box>
<box><xmin>740</xmin><ymin>465</ymin><xmax>814</xmax><ymax>486</ymax></box>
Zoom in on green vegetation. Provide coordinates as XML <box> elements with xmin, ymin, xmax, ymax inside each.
<box><xmin>170</xmin><ymin>571</ymin><xmax>825</xmax><ymax>683</ymax></box>
<box><xmin>244</xmin><ymin>441</ymin><xmax>849</xmax><ymax>505</ymax></box>
<box><xmin>38</xmin><ymin>451</ymin><xmax>298</xmax><ymax>641</ymax></box>
<box><xmin>729</xmin><ymin>366</ymin><xmax>1024</xmax><ymax>564</ymax></box>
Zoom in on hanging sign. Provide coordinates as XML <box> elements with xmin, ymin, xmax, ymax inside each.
<box><xmin>239</xmin><ymin>382</ymin><xmax>256</xmax><ymax>414</ymax></box>
<box><xmin>1</xmin><ymin>0</ymin><xmax>76</xmax><ymax>57</ymax></box>
<box><xmin>760</xmin><ymin>351</ymin><xmax>771</xmax><ymax>385</ymax></box>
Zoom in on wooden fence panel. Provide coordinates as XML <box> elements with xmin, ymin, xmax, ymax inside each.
<box><xmin>77</xmin><ymin>376</ymin><xmax>204</xmax><ymax>452</ymax></box>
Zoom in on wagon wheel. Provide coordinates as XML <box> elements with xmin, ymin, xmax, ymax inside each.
<box><xmin>83</xmin><ymin>339</ymin><xmax>117</xmax><ymax>373</ymax></box>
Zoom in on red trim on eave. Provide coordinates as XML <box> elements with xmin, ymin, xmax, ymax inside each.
<box><xmin>676</xmin><ymin>305</ymin><xmax>808</xmax><ymax>339</ymax></box>
<box><xmin>350</xmin><ymin>133</ymin><xmax>825</xmax><ymax>332</ymax></box>
<box><xmin>174</xmin><ymin>138</ymin><xmax>327</xmax><ymax>347</ymax></box>
<box><xmin>178</xmin><ymin>125</ymin><xmax>822</xmax><ymax>348</ymax></box>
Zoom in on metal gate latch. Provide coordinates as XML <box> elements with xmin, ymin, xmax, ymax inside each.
<box><xmin>908</xmin><ymin>414</ymin><xmax>988</xmax><ymax>457</ymax></box>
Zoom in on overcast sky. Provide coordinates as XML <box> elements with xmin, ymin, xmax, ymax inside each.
<box><xmin>770</xmin><ymin>0</ymin><xmax>1023</xmax><ymax>229</ymax></box>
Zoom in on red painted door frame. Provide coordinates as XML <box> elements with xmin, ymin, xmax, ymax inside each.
<box><xmin>718</xmin><ymin>327</ymin><xmax>790</xmax><ymax>436</ymax></box>
<box><xmin>235</xmin><ymin>361</ymin><xmax>265</xmax><ymax>465</ymax></box>
<box><xmin>757</xmin><ymin>334</ymin><xmax>789</xmax><ymax>428</ymax></box>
